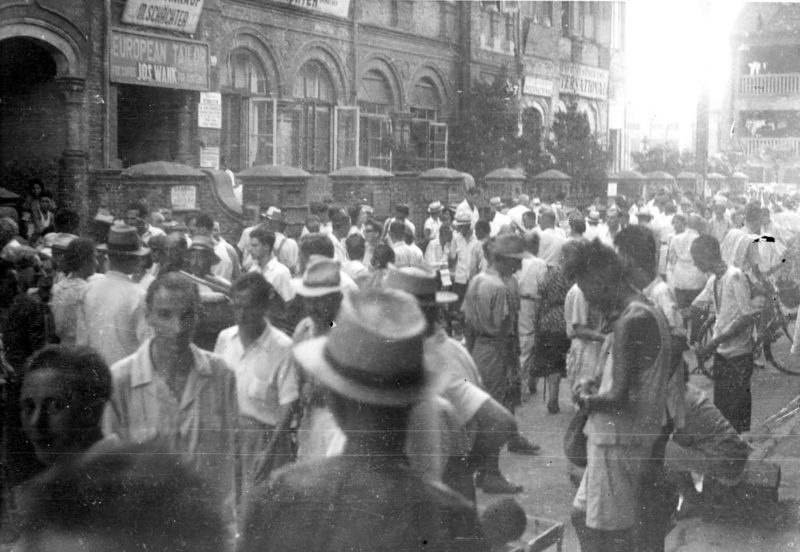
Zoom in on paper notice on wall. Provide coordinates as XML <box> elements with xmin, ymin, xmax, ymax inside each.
<box><xmin>200</xmin><ymin>146</ymin><xmax>219</xmax><ymax>169</ymax></box>
<box><xmin>607</xmin><ymin>182</ymin><xmax>618</xmax><ymax>197</ymax></box>
<box><xmin>171</xmin><ymin>185</ymin><xmax>197</xmax><ymax>211</ymax></box>
<box><xmin>198</xmin><ymin>92</ymin><xmax>222</xmax><ymax>129</ymax></box>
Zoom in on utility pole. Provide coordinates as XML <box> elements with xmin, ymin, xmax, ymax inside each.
<box><xmin>695</xmin><ymin>1</ymin><xmax>711</xmax><ymax>198</ymax></box>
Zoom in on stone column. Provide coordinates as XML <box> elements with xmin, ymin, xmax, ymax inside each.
<box><xmin>56</xmin><ymin>77</ymin><xmax>88</xmax><ymax>222</ymax></box>
<box><xmin>176</xmin><ymin>93</ymin><xmax>195</xmax><ymax>165</ymax></box>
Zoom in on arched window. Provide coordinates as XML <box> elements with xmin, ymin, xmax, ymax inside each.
<box><xmin>405</xmin><ymin>77</ymin><xmax>447</xmax><ymax>169</ymax></box>
<box><xmin>285</xmin><ymin>60</ymin><xmax>334</xmax><ymax>172</ymax></box>
<box><xmin>221</xmin><ymin>49</ymin><xmax>273</xmax><ymax>170</ymax></box>
<box><xmin>358</xmin><ymin>70</ymin><xmax>392</xmax><ymax>170</ymax></box>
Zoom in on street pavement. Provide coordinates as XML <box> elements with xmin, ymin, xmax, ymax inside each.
<box><xmin>480</xmin><ymin>353</ymin><xmax>800</xmax><ymax>551</ymax></box>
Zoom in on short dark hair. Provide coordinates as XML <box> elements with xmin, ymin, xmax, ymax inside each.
<box><xmin>345</xmin><ymin>233</ymin><xmax>365</xmax><ymax>261</ymax></box>
<box><xmin>39</xmin><ymin>190</ymin><xmax>54</xmax><ymax>200</ymax></box>
<box><xmin>24</xmin><ymin>345</ymin><xmax>111</xmax><ymax>419</ymax></box>
<box><xmin>372</xmin><ymin>243</ymin><xmax>395</xmax><ymax>269</ymax></box>
<box><xmin>145</xmin><ymin>272</ymin><xmax>200</xmax><ymax>313</ymax></box>
<box><xmin>195</xmin><ymin>213</ymin><xmax>214</xmax><ymax>231</ymax></box>
<box><xmin>613</xmin><ymin>225</ymin><xmax>657</xmax><ymax>280</ymax></box>
<box><xmin>305</xmin><ymin>215</ymin><xmax>321</xmax><ymax>233</ymax></box>
<box><xmin>126</xmin><ymin>202</ymin><xmax>148</xmax><ymax>219</ymax></box>
<box><xmin>63</xmin><ymin>238</ymin><xmax>96</xmax><ymax>274</ymax></box>
<box><xmin>523</xmin><ymin>231</ymin><xmax>540</xmax><ymax>255</ymax></box>
<box><xmin>348</xmin><ymin>204</ymin><xmax>362</xmax><ymax>223</ymax></box>
<box><xmin>394</xmin><ymin>204</ymin><xmax>410</xmax><ymax>218</ymax></box>
<box><xmin>19</xmin><ymin>442</ymin><xmax>226</xmax><ymax>552</ymax></box>
<box><xmin>54</xmin><ymin>209</ymin><xmax>80</xmax><ymax>234</ymax></box>
<box><xmin>569</xmin><ymin>217</ymin><xmax>586</xmax><ymax>235</ymax></box>
<box><xmin>310</xmin><ymin>202</ymin><xmax>327</xmax><ymax>216</ymax></box>
<box><xmin>300</xmin><ymin>233</ymin><xmax>334</xmax><ymax>259</ymax></box>
<box><xmin>475</xmin><ymin>220</ymin><xmax>491</xmax><ymax>239</ymax></box>
<box><xmin>562</xmin><ymin>238</ymin><xmax>623</xmax><ymax>283</ymax></box>
<box><xmin>467</xmin><ymin>187</ymin><xmax>481</xmax><ymax>197</ymax></box>
<box><xmin>690</xmin><ymin>233</ymin><xmax>721</xmax><ymax>263</ymax></box>
<box><xmin>250</xmin><ymin>225</ymin><xmax>276</xmax><ymax>249</ymax></box>
<box><xmin>231</xmin><ymin>272</ymin><xmax>277</xmax><ymax>310</ymax></box>
<box><xmin>329</xmin><ymin>208</ymin><xmax>350</xmax><ymax>231</ymax></box>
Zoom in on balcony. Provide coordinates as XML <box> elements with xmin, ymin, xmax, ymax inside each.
<box><xmin>739</xmin><ymin>137</ymin><xmax>800</xmax><ymax>159</ymax></box>
<box><xmin>740</xmin><ymin>74</ymin><xmax>800</xmax><ymax>96</ymax></box>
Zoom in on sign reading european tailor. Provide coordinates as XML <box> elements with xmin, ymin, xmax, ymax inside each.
<box><xmin>523</xmin><ymin>76</ymin><xmax>553</xmax><ymax>97</ymax></box>
<box><xmin>278</xmin><ymin>0</ymin><xmax>351</xmax><ymax>18</ymax></box>
<box><xmin>198</xmin><ymin>92</ymin><xmax>222</xmax><ymax>129</ymax></box>
<box><xmin>110</xmin><ymin>29</ymin><xmax>209</xmax><ymax>91</ymax></box>
<box><xmin>560</xmin><ymin>63</ymin><xmax>608</xmax><ymax>100</ymax></box>
<box><xmin>200</xmin><ymin>146</ymin><xmax>219</xmax><ymax>169</ymax></box>
<box><xmin>122</xmin><ymin>0</ymin><xmax>205</xmax><ymax>34</ymax></box>
<box><xmin>171</xmin><ymin>185</ymin><xmax>197</xmax><ymax>211</ymax></box>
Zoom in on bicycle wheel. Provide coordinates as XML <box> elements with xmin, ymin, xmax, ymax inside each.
<box><xmin>691</xmin><ymin>315</ymin><xmax>716</xmax><ymax>379</ymax></box>
<box><xmin>764</xmin><ymin>310</ymin><xmax>800</xmax><ymax>375</ymax></box>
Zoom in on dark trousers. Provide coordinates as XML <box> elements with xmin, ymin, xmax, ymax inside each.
<box><xmin>713</xmin><ymin>353</ymin><xmax>754</xmax><ymax>433</ymax></box>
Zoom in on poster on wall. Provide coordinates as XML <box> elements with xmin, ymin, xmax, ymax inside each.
<box><xmin>607</xmin><ymin>182</ymin><xmax>618</xmax><ymax>197</ymax></box>
<box><xmin>122</xmin><ymin>0</ymin><xmax>205</xmax><ymax>34</ymax></box>
<box><xmin>171</xmin><ymin>185</ymin><xmax>197</xmax><ymax>211</ymax></box>
<box><xmin>109</xmin><ymin>29</ymin><xmax>209</xmax><ymax>91</ymax></box>
<box><xmin>198</xmin><ymin>92</ymin><xmax>222</xmax><ymax>129</ymax></box>
<box><xmin>200</xmin><ymin>147</ymin><xmax>219</xmax><ymax>169</ymax></box>
<box><xmin>277</xmin><ymin>0</ymin><xmax>351</xmax><ymax>18</ymax></box>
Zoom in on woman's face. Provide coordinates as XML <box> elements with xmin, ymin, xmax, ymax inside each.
<box><xmin>32</xmin><ymin>183</ymin><xmax>42</xmax><ymax>197</ymax></box>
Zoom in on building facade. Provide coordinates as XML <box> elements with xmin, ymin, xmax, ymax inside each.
<box><xmin>723</xmin><ymin>3</ymin><xmax>800</xmax><ymax>184</ymax></box>
<box><xmin>0</xmin><ymin>0</ymin><xmax>626</xmax><ymax>222</ymax></box>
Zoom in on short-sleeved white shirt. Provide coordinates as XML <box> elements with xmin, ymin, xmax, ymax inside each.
<box><xmin>251</xmin><ymin>257</ymin><xmax>295</xmax><ymax>303</ymax></box>
<box><xmin>214</xmin><ymin>324</ymin><xmax>299</xmax><ymax>425</ymax></box>
<box><xmin>692</xmin><ymin>265</ymin><xmax>755</xmax><ymax>358</ymax></box>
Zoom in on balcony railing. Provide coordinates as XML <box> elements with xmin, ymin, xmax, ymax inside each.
<box><xmin>739</xmin><ymin>73</ymin><xmax>800</xmax><ymax>96</ymax></box>
<box><xmin>739</xmin><ymin>137</ymin><xmax>800</xmax><ymax>158</ymax></box>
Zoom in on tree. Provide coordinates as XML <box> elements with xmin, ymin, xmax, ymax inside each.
<box><xmin>631</xmin><ymin>145</ymin><xmax>682</xmax><ymax>175</ymax></box>
<box><xmin>449</xmin><ymin>68</ymin><xmax>546</xmax><ymax>180</ymax></box>
<box><xmin>546</xmin><ymin>102</ymin><xmax>608</xmax><ymax>198</ymax></box>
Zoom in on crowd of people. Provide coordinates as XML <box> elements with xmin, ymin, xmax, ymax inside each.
<box><xmin>0</xmin><ymin>178</ymin><xmax>787</xmax><ymax>551</ymax></box>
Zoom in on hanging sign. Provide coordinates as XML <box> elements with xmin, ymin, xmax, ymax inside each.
<box><xmin>198</xmin><ymin>92</ymin><xmax>222</xmax><ymax>129</ymax></box>
<box><xmin>276</xmin><ymin>0</ymin><xmax>351</xmax><ymax>18</ymax></box>
<box><xmin>559</xmin><ymin>62</ymin><xmax>609</xmax><ymax>100</ymax></box>
<box><xmin>109</xmin><ymin>29</ymin><xmax>209</xmax><ymax>91</ymax></box>
<box><xmin>171</xmin><ymin>185</ymin><xmax>197</xmax><ymax>211</ymax></box>
<box><xmin>122</xmin><ymin>0</ymin><xmax>205</xmax><ymax>34</ymax></box>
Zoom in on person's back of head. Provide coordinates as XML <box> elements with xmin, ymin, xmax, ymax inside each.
<box><xmin>305</xmin><ymin>214</ymin><xmax>321</xmax><ymax>233</ymax></box>
<box><xmin>569</xmin><ymin>217</ymin><xmax>586</xmax><ymax>236</ymax></box>
<box><xmin>372</xmin><ymin>242</ymin><xmax>395</xmax><ymax>269</ymax></box>
<box><xmin>475</xmin><ymin>220</ymin><xmax>491</xmax><ymax>241</ymax></box>
<box><xmin>613</xmin><ymin>224</ymin><xmax>657</xmax><ymax>283</ymax></box>
<box><xmin>63</xmin><ymin>238</ymin><xmax>96</xmax><ymax>275</ymax></box>
<box><xmin>389</xmin><ymin>221</ymin><xmax>406</xmax><ymax>242</ymax></box>
<box><xmin>195</xmin><ymin>213</ymin><xmax>215</xmax><ymax>234</ymax></box>
<box><xmin>687</xmin><ymin>213</ymin><xmax>705</xmax><ymax>233</ymax></box>
<box><xmin>394</xmin><ymin>204</ymin><xmax>410</xmax><ymax>220</ymax></box>
<box><xmin>300</xmin><ymin>232</ymin><xmax>335</xmax><ymax>260</ymax></box>
<box><xmin>690</xmin><ymin>233</ymin><xmax>722</xmax><ymax>264</ymax></box>
<box><xmin>310</xmin><ymin>202</ymin><xmax>327</xmax><ymax>218</ymax></box>
<box><xmin>345</xmin><ymin>233</ymin><xmax>365</xmax><ymax>261</ymax></box>
<box><xmin>19</xmin><ymin>442</ymin><xmax>226</xmax><ymax>552</ymax></box>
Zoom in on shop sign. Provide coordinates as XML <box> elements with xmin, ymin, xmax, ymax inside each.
<box><xmin>559</xmin><ymin>63</ymin><xmax>608</xmax><ymax>100</ymax></box>
<box><xmin>200</xmin><ymin>146</ymin><xmax>219</xmax><ymax>169</ymax></box>
<box><xmin>198</xmin><ymin>92</ymin><xmax>222</xmax><ymax>129</ymax></box>
<box><xmin>277</xmin><ymin>0</ymin><xmax>351</xmax><ymax>18</ymax></box>
<box><xmin>110</xmin><ymin>29</ymin><xmax>209</xmax><ymax>91</ymax></box>
<box><xmin>171</xmin><ymin>185</ymin><xmax>197</xmax><ymax>211</ymax></box>
<box><xmin>523</xmin><ymin>76</ymin><xmax>553</xmax><ymax>97</ymax></box>
<box><xmin>122</xmin><ymin>0</ymin><xmax>205</xmax><ymax>34</ymax></box>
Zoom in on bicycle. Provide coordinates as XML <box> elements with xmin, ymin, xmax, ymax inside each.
<box><xmin>692</xmin><ymin>274</ymin><xmax>800</xmax><ymax>377</ymax></box>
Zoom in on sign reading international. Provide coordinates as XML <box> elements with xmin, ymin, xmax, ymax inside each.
<box><xmin>122</xmin><ymin>0</ymin><xmax>205</xmax><ymax>34</ymax></box>
<box><xmin>278</xmin><ymin>0</ymin><xmax>351</xmax><ymax>18</ymax></box>
<box><xmin>559</xmin><ymin>63</ymin><xmax>609</xmax><ymax>100</ymax></box>
<box><xmin>110</xmin><ymin>30</ymin><xmax>209</xmax><ymax>91</ymax></box>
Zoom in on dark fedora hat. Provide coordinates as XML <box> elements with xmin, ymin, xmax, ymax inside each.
<box><xmin>97</xmin><ymin>223</ymin><xmax>149</xmax><ymax>256</ymax></box>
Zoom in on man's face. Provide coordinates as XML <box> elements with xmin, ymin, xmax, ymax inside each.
<box><xmin>672</xmin><ymin>218</ymin><xmax>685</xmax><ymax>233</ymax></box>
<box><xmin>147</xmin><ymin>288</ymin><xmax>197</xmax><ymax>347</ymax></box>
<box><xmin>250</xmin><ymin>237</ymin><xmax>269</xmax><ymax>262</ymax></box>
<box><xmin>304</xmin><ymin>293</ymin><xmax>342</xmax><ymax>330</ymax></box>
<box><xmin>440</xmin><ymin>210</ymin><xmax>452</xmax><ymax>224</ymax></box>
<box><xmin>457</xmin><ymin>224</ymin><xmax>472</xmax><ymax>239</ymax></box>
<box><xmin>364</xmin><ymin>224</ymin><xmax>380</xmax><ymax>246</ymax></box>
<box><xmin>691</xmin><ymin>250</ymin><xmax>715</xmax><ymax>273</ymax></box>
<box><xmin>40</xmin><ymin>197</ymin><xmax>54</xmax><ymax>213</ymax></box>
<box><xmin>187</xmin><ymin>249</ymin><xmax>212</xmax><ymax>277</ymax></box>
<box><xmin>232</xmin><ymin>288</ymin><xmax>267</xmax><ymax>330</ymax></box>
<box><xmin>212</xmin><ymin>222</ymin><xmax>221</xmax><ymax>240</ymax></box>
<box><xmin>21</xmin><ymin>369</ymin><xmax>91</xmax><ymax>466</ymax></box>
<box><xmin>522</xmin><ymin>212</ymin><xmax>536</xmax><ymax>230</ymax></box>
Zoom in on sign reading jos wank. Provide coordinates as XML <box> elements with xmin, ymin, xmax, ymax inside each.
<box><xmin>122</xmin><ymin>0</ymin><xmax>205</xmax><ymax>34</ymax></box>
<box><xmin>109</xmin><ymin>29</ymin><xmax>209</xmax><ymax>91</ymax></box>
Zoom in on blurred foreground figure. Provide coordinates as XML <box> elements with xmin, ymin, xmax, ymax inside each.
<box><xmin>241</xmin><ymin>289</ymin><xmax>488</xmax><ymax>552</ymax></box>
<box><xmin>18</xmin><ymin>443</ymin><xmax>226</xmax><ymax>552</ymax></box>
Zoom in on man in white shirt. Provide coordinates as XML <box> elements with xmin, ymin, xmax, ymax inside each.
<box><xmin>583</xmin><ymin>210</ymin><xmax>608</xmax><ymax>243</ymax></box>
<box><xmin>455</xmin><ymin>187</ymin><xmax>481</xmax><ymax>230</ymax></box>
<box><xmin>536</xmin><ymin>209</ymin><xmax>567</xmax><ymax>267</ymax></box>
<box><xmin>517</xmin><ymin>232</ymin><xmax>547</xmax><ymax>395</ymax></box>
<box><xmin>381</xmin><ymin>204</ymin><xmax>416</xmax><ymax>240</ymax></box>
<box><xmin>193</xmin><ymin>213</ymin><xmax>240</xmax><ymax>284</ymax></box>
<box><xmin>424</xmin><ymin>201</ymin><xmax>444</xmax><ymax>242</ymax></box>
<box><xmin>389</xmin><ymin>221</ymin><xmax>423</xmax><ymax>268</ymax></box>
<box><xmin>488</xmin><ymin>197</ymin><xmax>511</xmax><ymax>236</ymax></box>
<box><xmin>264</xmin><ymin>206</ymin><xmax>299</xmax><ymax>275</ymax></box>
<box><xmin>449</xmin><ymin>213</ymin><xmax>482</xmax><ymax>300</ymax></box>
<box><xmin>214</xmin><ymin>272</ymin><xmax>299</xmax><ymax>498</ymax></box>
<box><xmin>249</xmin><ymin>225</ymin><xmax>294</xmax><ymax>303</ymax></box>
<box><xmin>76</xmin><ymin>224</ymin><xmax>150</xmax><ymax>366</ymax></box>
<box><xmin>125</xmin><ymin>201</ymin><xmax>165</xmax><ymax>246</ymax></box>
<box><xmin>667</xmin><ymin>215</ymin><xmax>707</xmax><ymax>320</ymax></box>
<box><xmin>507</xmin><ymin>194</ymin><xmax>531</xmax><ymax>231</ymax></box>
<box><xmin>328</xmin><ymin>207</ymin><xmax>351</xmax><ymax>264</ymax></box>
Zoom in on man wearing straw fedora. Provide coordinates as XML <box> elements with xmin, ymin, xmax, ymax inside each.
<box><xmin>462</xmin><ymin>234</ymin><xmax>540</xmax><ymax>493</ymax></box>
<box><xmin>424</xmin><ymin>200</ymin><xmax>445</xmax><ymax>242</ymax></box>
<box><xmin>240</xmin><ymin>288</ymin><xmax>488</xmax><ymax>552</ymax></box>
<box><xmin>76</xmin><ymin>223</ymin><xmax>150</xmax><ymax>366</ymax></box>
<box><xmin>385</xmin><ymin>265</ymin><xmax>518</xmax><ymax>500</ymax></box>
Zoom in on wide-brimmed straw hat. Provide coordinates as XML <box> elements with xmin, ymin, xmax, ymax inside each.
<box><xmin>428</xmin><ymin>201</ymin><xmax>444</xmax><ymax>214</ymax></box>
<box><xmin>188</xmin><ymin>235</ymin><xmax>221</xmax><ymax>264</ymax></box>
<box><xmin>293</xmin><ymin>258</ymin><xmax>344</xmax><ymax>297</ymax></box>
<box><xmin>384</xmin><ymin>264</ymin><xmax>458</xmax><ymax>306</ymax></box>
<box><xmin>293</xmin><ymin>288</ymin><xmax>427</xmax><ymax>406</ymax></box>
<box><xmin>97</xmin><ymin>223</ymin><xmax>149</xmax><ymax>256</ymax></box>
<box><xmin>263</xmin><ymin>206</ymin><xmax>285</xmax><ymax>223</ymax></box>
<box><xmin>454</xmin><ymin>212</ymin><xmax>472</xmax><ymax>226</ymax></box>
<box><xmin>492</xmin><ymin>234</ymin><xmax>531</xmax><ymax>259</ymax></box>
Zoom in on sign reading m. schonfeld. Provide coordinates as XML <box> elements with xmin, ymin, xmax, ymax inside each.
<box><xmin>110</xmin><ymin>29</ymin><xmax>209</xmax><ymax>91</ymax></box>
<box><xmin>122</xmin><ymin>0</ymin><xmax>205</xmax><ymax>34</ymax></box>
